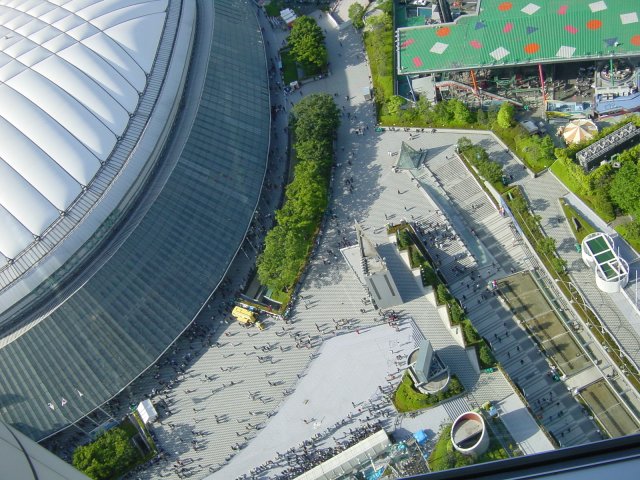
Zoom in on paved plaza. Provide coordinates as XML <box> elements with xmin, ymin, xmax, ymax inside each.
<box><xmin>43</xmin><ymin>1</ymin><xmax>640</xmax><ymax>478</ymax></box>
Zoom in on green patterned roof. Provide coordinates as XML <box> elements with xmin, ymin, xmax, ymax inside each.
<box><xmin>398</xmin><ymin>0</ymin><xmax>640</xmax><ymax>74</ymax></box>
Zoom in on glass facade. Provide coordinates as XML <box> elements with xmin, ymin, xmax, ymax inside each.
<box><xmin>0</xmin><ymin>0</ymin><xmax>270</xmax><ymax>440</ymax></box>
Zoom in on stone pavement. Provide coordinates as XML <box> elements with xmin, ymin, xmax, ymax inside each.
<box><xmin>167</xmin><ymin>5</ymin><xmax>556</xmax><ymax>478</ymax></box>
<box><xmin>376</xmin><ymin>130</ymin><xmax>600</xmax><ymax>447</ymax></box>
<box><xmin>212</xmin><ymin>322</ymin><xmax>427</xmax><ymax>480</ymax></box>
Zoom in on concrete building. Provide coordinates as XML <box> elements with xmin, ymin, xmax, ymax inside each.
<box><xmin>581</xmin><ymin>232</ymin><xmax>629</xmax><ymax>293</ymax></box>
<box><xmin>451</xmin><ymin>411</ymin><xmax>490</xmax><ymax>457</ymax></box>
<box><xmin>407</xmin><ymin>339</ymin><xmax>450</xmax><ymax>394</ymax></box>
<box><xmin>576</xmin><ymin>123</ymin><xmax>640</xmax><ymax>171</ymax></box>
<box><xmin>355</xmin><ymin>223</ymin><xmax>402</xmax><ymax>309</ymax></box>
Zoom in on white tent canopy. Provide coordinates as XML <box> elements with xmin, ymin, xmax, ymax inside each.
<box><xmin>137</xmin><ymin>399</ymin><xmax>158</xmax><ymax>424</ymax></box>
<box><xmin>562</xmin><ymin>119</ymin><xmax>598</xmax><ymax>144</ymax></box>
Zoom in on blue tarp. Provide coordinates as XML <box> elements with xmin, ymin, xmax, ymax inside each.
<box><xmin>366</xmin><ymin>467</ymin><xmax>386</xmax><ymax>480</ymax></box>
<box><xmin>596</xmin><ymin>92</ymin><xmax>640</xmax><ymax>115</ymax></box>
<box><xmin>413</xmin><ymin>430</ymin><xmax>428</xmax><ymax>445</ymax></box>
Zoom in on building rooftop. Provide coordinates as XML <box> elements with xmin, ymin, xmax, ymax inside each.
<box><xmin>452</xmin><ymin>416</ymin><xmax>483</xmax><ymax>449</ymax></box>
<box><xmin>398</xmin><ymin>0</ymin><xmax>640</xmax><ymax>75</ymax></box>
<box><xmin>0</xmin><ymin>0</ymin><xmax>270</xmax><ymax>441</ymax></box>
<box><xmin>583</xmin><ymin>232</ymin><xmax>628</xmax><ymax>281</ymax></box>
<box><xmin>356</xmin><ymin>222</ymin><xmax>386</xmax><ymax>275</ymax></box>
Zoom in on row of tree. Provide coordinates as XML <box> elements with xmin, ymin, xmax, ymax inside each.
<box><xmin>288</xmin><ymin>16</ymin><xmax>328</xmax><ymax>75</ymax></box>
<box><xmin>257</xmin><ymin>94</ymin><xmax>340</xmax><ymax>294</ymax></box>
<box><xmin>457</xmin><ymin>137</ymin><xmax>504</xmax><ymax>187</ymax></box>
<box><xmin>362</xmin><ymin>1</ymin><xmax>394</xmax><ymax>104</ymax></box>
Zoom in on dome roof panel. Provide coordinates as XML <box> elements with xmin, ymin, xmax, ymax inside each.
<box><xmin>58</xmin><ymin>42</ymin><xmax>139</xmax><ymax>112</ymax></box>
<box><xmin>92</xmin><ymin>0</ymin><xmax>168</xmax><ymax>30</ymax></box>
<box><xmin>2</xmin><ymin>10</ymin><xmax>29</xmax><ymax>30</ymax></box>
<box><xmin>0</xmin><ymin>33</ymin><xmax>22</xmax><ymax>51</ymax></box>
<box><xmin>16</xmin><ymin>45</ymin><xmax>50</xmax><ymax>67</ymax></box>
<box><xmin>104</xmin><ymin>11</ymin><xmax>166</xmax><ymax>73</ymax></box>
<box><xmin>77</xmin><ymin>0</ymin><xmax>151</xmax><ymax>20</ymax></box>
<box><xmin>33</xmin><ymin>55</ymin><xmax>130</xmax><ymax>132</ymax></box>
<box><xmin>65</xmin><ymin>20</ymin><xmax>99</xmax><ymax>41</ymax></box>
<box><xmin>0</xmin><ymin>0</ymin><xmax>168</xmax><ymax>259</ymax></box>
<box><xmin>12</xmin><ymin>0</ymin><xmax>41</xmax><ymax>12</ymax></box>
<box><xmin>0</xmin><ymin>84</ymin><xmax>100</xmax><ymax>184</ymax></box>
<box><xmin>41</xmin><ymin>32</ymin><xmax>75</xmax><ymax>53</ymax></box>
<box><xmin>38</xmin><ymin>6</ymin><xmax>69</xmax><ymax>24</ymax></box>
<box><xmin>0</xmin><ymin>51</ymin><xmax>11</xmax><ymax>68</ymax></box>
<box><xmin>14</xmin><ymin>18</ymin><xmax>47</xmax><ymax>37</ymax></box>
<box><xmin>0</xmin><ymin>160</ymin><xmax>59</xmax><ymax>235</ymax></box>
<box><xmin>0</xmin><ymin>205</ymin><xmax>34</xmax><ymax>259</ymax></box>
<box><xmin>58</xmin><ymin>0</ymin><xmax>99</xmax><ymax>13</ymax></box>
<box><xmin>0</xmin><ymin>59</ymin><xmax>26</xmax><ymax>82</ymax></box>
<box><xmin>25</xmin><ymin>2</ymin><xmax>57</xmax><ymax>18</ymax></box>
<box><xmin>0</xmin><ymin>116</ymin><xmax>82</xmax><ymax>210</ymax></box>
<box><xmin>28</xmin><ymin>23</ymin><xmax>59</xmax><ymax>43</ymax></box>
<box><xmin>3</xmin><ymin>36</ymin><xmax>36</xmax><ymax>57</ymax></box>
<box><xmin>7</xmin><ymin>69</ymin><xmax>117</xmax><ymax>159</ymax></box>
<box><xmin>51</xmin><ymin>11</ymin><xmax>84</xmax><ymax>32</ymax></box>
<box><xmin>82</xmin><ymin>31</ymin><xmax>146</xmax><ymax>91</ymax></box>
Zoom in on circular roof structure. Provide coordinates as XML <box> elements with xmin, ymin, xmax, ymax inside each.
<box><xmin>563</xmin><ymin>119</ymin><xmax>598</xmax><ymax>145</ymax></box>
<box><xmin>0</xmin><ymin>0</ymin><xmax>167</xmax><ymax>262</ymax></box>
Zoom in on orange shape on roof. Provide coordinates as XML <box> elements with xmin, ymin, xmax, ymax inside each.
<box><xmin>524</xmin><ymin>43</ymin><xmax>540</xmax><ymax>54</ymax></box>
<box><xmin>436</xmin><ymin>27</ymin><xmax>451</xmax><ymax>37</ymax></box>
<box><xmin>632</xmin><ymin>35</ymin><xmax>640</xmax><ymax>46</ymax></box>
<box><xmin>498</xmin><ymin>2</ymin><xmax>512</xmax><ymax>11</ymax></box>
<box><xmin>586</xmin><ymin>19</ymin><xmax>602</xmax><ymax>30</ymax></box>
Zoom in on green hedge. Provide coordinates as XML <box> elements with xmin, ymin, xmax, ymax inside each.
<box><xmin>257</xmin><ymin>94</ymin><xmax>340</xmax><ymax>296</ymax></box>
<box><xmin>393</xmin><ymin>373</ymin><xmax>464</xmax><ymax>413</ymax></box>
<box><xmin>363</xmin><ymin>8</ymin><xmax>394</xmax><ymax>109</ymax></box>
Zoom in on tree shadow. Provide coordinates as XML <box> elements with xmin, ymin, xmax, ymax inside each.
<box><xmin>530</xmin><ymin>198</ymin><xmax>550</xmax><ymax>212</ymax></box>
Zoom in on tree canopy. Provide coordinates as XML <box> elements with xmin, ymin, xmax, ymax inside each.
<box><xmin>257</xmin><ymin>94</ymin><xmax>340</xmax><ymax>295</ymax></box>
<box><xmin>288</xmin><ymin>16</ymin><xmax>328</xmax><ymax>73</ymax></box>
<box><xmin>73</xmin><ymin>427</ymin><xmax>139</xmax><ymax>480</ymax></box>
<box><xmin>496</xmin><ymin>102</ymin><xmax>516</xmax><ymax>129</ymax></box>
<box><xmin>292</xmin><ymin>94</ymin><xmax>340</xmax><ymax>141</ymax></box>
<box><xmin>348</xmin><ymin>3</ymin><xmax>366</xmax><ymax>29</ymax></box>
<box><xmin>610</xmin><ymin>157</ymin><xmax>640</xmax><ymax>217</ymax></box>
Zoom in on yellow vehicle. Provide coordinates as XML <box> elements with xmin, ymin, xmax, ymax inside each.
<box><xmin>232</xmin><ymin>306</ymin><xmax>265</xmax><ymax>330</ymax></box>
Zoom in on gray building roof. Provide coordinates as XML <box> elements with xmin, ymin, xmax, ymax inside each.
<box><xmin>0</xmin><ymin>421</ymin><xmax>88</xmax><ymax>479</ymax></box>
<box><xmin>0</xmin><ymin>0</ymin><xmax>269</xmax><ymax>440</ymax></box>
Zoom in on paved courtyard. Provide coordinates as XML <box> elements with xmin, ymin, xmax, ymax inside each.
<box><xmin>44</xmin><ymin>1</ymin><xmax>640</xmax><ymax>478</ymax></box>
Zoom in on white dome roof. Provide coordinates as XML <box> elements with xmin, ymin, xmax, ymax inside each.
<box><xmin>0</xmin><ymin>0</ymin><xmax>167</xmax><ymax>260</ymax></box>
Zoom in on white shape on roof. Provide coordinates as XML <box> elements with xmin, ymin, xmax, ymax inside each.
<box><xmin>7</xmin><ymin>68</ymin><xmax>118</xmax><ymax>158</ymax></box>
<box><xmin>58</xmin><ymin>43</ymin><xmax>139</xmax><ymax>112</ymax></box>
<box><xmin>82</xmin><ymin>31</ymin><xmax>147</xmax><ymax>91</ymax></box>
<box><xmin>0</xmin><ymin>116</ymin><xmax>81</xmax><ymax>210</ymax></box>
<box><xmin>0</xmin><ymin>160</ymin><xmax>58</xmax><ymax>235</ymax></box>
<box><xmin>32</xmin><ymin>55</ymin><xmax>130</xmax><ymax>133</ymax></box>
<box><xmin>105</xmin><ymin>12</ymin><xmax>167</xmax><ymax>73</ymax></box>
<box><xmin>0</xmin><ymin>0</ymin><xmax>167</xmax><ymax>256</ymax></box>
<box><xmin>0</xmin><ymin>205</ymin><xmax>33</xmax><ymax>259</ymax></box>
<box><xmin>0</xmin><ymin>84</ymin><xmax>100</xmax><ymax>184</ymax></box>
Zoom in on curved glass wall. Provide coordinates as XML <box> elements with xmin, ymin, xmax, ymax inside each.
<box><xmin>0</xmin><ymin>0</ymin><xmax>269</xmax><ymax>440</ymax></box>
